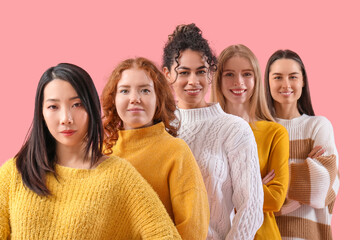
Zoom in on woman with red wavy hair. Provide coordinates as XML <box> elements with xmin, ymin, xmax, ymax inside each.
<box><xmin>102</xmin><ymin>57</ymin><xmax>209</xmax><ymax>240</ymax></box>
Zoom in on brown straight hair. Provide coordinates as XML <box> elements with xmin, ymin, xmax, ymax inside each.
<box><xmin>264</xmin><ymin>49</ymin><xmax>315</xmax><ymax>117</ymax></box>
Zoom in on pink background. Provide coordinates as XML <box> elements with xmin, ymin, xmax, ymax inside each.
<box><xmin>0</xmin><ymin>0</ymin><xmax>358</xmax><ymax>238</ymax></box>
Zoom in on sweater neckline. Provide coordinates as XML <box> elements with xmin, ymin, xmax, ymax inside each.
<box><xmin>276</xmin><ymin>114</ymin><xmax>309</xmax><ymax>127</ymax></box>
<box><xmin>117</xmin><ymin>122</ymin><xmax>166</xmax><ymax>147</ymax></box>
<box><xmin>177</xmin><ymin>103</ymin><xmax>224</xmax><ymax>123</ymax></box>
<box><xmin>54</xmin><ymin>155</ymin><xmax>117</xmax><ymax>179</ymax></box>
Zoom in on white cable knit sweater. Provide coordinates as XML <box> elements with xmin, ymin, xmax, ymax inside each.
<box><xmin>176</xmin><ymin>103</ymin><xmax>264</xmax><ymax>240</ymax></box>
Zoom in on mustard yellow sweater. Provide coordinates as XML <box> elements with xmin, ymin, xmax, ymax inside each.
<box><xmin>0</xmin><ymin>156</ymin><xmax>181</xmax><ymax>239</ymax></box>
<box><xmin>111</xmin><ymin>122</ymin><xmax>210</xmax><ymax>240</ymax></box>
<box><xmin>251</xmin><ymin>121</ymin><xmax>289</xmax><ymax>240</ymax></box>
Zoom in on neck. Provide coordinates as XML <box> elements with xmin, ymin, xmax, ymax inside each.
<box><xmin>274</xmin><ymin>102</ymin><xmax>301</xmax><ymax>119</ymax></box>
<box><xmin>225</xmin><ymin>101</ymin><xmax>251</xmax><ymax>122</ymax></box>
<box><xmin>177</xmin><ymin>99</ymin><xmax>208</xmax><ymax>109</ymax></box>
<box><xmin>55</xmin><ymin>143</ymin><xmax>92</xmax><ymax>169</ymax></box>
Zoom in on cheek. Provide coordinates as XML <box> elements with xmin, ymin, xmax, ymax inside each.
<box><xmin>115</xmin><ymin>95</ymin><xmax>126</xmax><ymax>116</ymax></box>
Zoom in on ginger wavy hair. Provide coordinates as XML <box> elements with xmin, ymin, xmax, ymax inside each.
<box><xmin>102</xmin><ymin>57</ymin><xmax>178</xmax><ymax>155</ymax></box>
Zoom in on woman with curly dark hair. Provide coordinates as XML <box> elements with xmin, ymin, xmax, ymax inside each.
<box><xmin>162</xmin><ymin>23</ymin><xmax>264</xmax><ymax>240</ymax></box>
<box><xmin>102</xmin><ymin>57</ymin><xmax>209</xmax><ymax>240</ymax></box>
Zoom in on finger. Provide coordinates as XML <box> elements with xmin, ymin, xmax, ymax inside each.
<box><xmin>308</xmin><ymin>146</ymin><xmax>322</xmax><ymax>158</ymax></box>
<box><xmin>313</xmin><ymin>148</ymin><xmax>325</xmax><ymax>158</ymax></box>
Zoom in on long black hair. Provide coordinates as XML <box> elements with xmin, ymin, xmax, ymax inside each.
<box><xmin>162</xmin><ymin>23</ymin><xmax>217</xmax><ymax>81</ymax></box>
<box><xmin>15</xmin><ymin>63</ymin><xmax>103</xmax><ymax>196</ymax></box>
<box><xmin>264</xmin><ymin>49</ymin><xmax>315</xmax><ymax>117</ymax></box>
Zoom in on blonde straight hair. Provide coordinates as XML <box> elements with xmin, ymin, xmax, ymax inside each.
<box><xmin>210</xmin><ymin>44</ymin><xmax>274</xmax><ymax>123</ymax></box>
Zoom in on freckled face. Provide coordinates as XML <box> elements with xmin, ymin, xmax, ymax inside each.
<box><xmin>115</xmin><ymin>68</ymin><xmax>156</xmax><ymax>130</ymax></box>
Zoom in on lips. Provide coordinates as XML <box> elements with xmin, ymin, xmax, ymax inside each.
<box><xmin>230</xmin><ymin>89</ymin><xmax>246</xmax><ymax>95</ymax></box>
<box><xmin>185</xmin><ymin>88</ymin><xmax>202</xmax><ymax>96</ymax></box>
<box><xmin>60</xmin><ymin>130</ymin><xmax>76</xmax><ymax>136</ymax></box>
<box><xmin>127</xmin><ymin>108</ymin><xmax>144</xmax><ymax>112</ymax></box>
<box><xmin>279</xmin><ymin>91</ymin><xmax>293</xmax><ymax>96</ymax></box>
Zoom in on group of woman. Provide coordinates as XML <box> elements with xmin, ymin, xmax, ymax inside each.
<box><xmin>0</xmin><ymin>23</ymin><xmax>339</xmax><ymax>240</ymax></box>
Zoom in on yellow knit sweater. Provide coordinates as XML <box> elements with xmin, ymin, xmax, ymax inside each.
<box><xmin>251</xmin><ymin>121</ymin><xmax>289</xmax><ymax>240</ymax></box>
<box><xmin>111</xmin><ymin>122</ymin><xmax>210</xmax><ymax>240</ymax></box>
<box><xmin>0</xmin><ymin>156</ymin><xmax>181</xmax><ymax>239</ymax></box>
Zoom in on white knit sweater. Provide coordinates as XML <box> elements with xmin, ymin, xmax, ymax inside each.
<box><xmin>275</xmin><ymin>114</ymin><xmax>340</xmax><ymax>240</ymax></box>
<box><xmin>176</xmin><ymin>103</ymin><xmax>264</xmax><ymax>240</ymax></box>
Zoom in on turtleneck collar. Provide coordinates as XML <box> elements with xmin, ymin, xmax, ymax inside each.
<box><xmin>176</xmin><ymin>103</ymin><xmax>224</xmax><ymax>124</ymax></box>
<box><xmin>115</xmin><ymin>122</ymin><xmax>167</xmax><ymax>150</ymax></box>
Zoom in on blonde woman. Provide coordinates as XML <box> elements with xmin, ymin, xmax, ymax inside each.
<box><xmin>211</xmin><ymin>44</ymin><xmax>289</xmax><ymax>240</ymax></box>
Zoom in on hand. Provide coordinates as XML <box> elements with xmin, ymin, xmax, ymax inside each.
<box><xmin>308</xmin><ymin>145</ymin><xmax>325</xmax><ymax>159</ymax></box>
<box><xmin>262</xmin><ymin>169</ymin><xmax>275</xmax><ymax>185</ymax></box>
<box><xmin>274</xmin><ymin>199</ymin><xmax>301</xmax><ymax>216</ymax></box>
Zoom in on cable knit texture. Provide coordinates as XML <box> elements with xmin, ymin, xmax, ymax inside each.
<box><xmin>176</xmin><ymin>103</ymin><xmax>264</xmax><ymax>240</ymax></box>
<box><xmin>110</xmin><ymin>122</ymin><xmax>210</xmax><ymax>240</ymax></box>
<box><xmin>251</xmin><ymin>121</ymin><xmax>289</xmax><ymax>240</ymax></box>
<box><xmin>275</xmin><ymin>114</ymin><xmax>340</xmax><ymax>240</ymax></box>
<box><xmin>0</xmin><ymin>156</ymin><xmax>181</xmax><ymax>239</ymax></box>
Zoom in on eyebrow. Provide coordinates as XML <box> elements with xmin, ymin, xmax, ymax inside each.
<box><xmin>45</xmin><ymin>96</ymin><xmax>80</xmax><ymax>102</ymax></box>
<box><xmin>117</xmin><ymin>84</ymin><xmax>153</xmax><ymax>88</ymax></box>
<box><xmin>177</xmin><ymin>65</ymin><xmax>207</xmax><ymax>70</ymax></box>
<box><xmin>272</xmin><ymin>72</ymin><xmax>300</xmax><ymax>75</ymax></box>
<box><xmin>223</xmin><ymin>69</ymin><xmax>253</xmax><ymax>72</ymax></box>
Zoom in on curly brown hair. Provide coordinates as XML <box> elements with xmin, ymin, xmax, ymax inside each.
<box><xmin>102</xmin><ymin>57</ymin><xmax>178</xmax><ymax>155</ymax></box>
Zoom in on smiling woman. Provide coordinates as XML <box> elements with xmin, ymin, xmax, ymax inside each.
<box><xmin>0</xmin><ymin>63</ymin><xmax>181</xmax><ymax>239</ymax></box>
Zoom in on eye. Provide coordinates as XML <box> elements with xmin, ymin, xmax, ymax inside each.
<box><xmin>141</xmin><ymin>89</ymin><xmax>151</xmax><ymax>94</ymax></box>
<box><xmin>72</xmin><ymin>102</ymin><xmax>83</xmax><ymax>108</ymax></box>
<box><xmin>243</xmin><ymin>72</ymin><xmax>253</xmax><ymax>77</ymax></box>
<box><xmin>223</xmin><ymin>72</ymin><xmax>234</xmax><ymax>77</ymax></box>
<box><xmin>290</xmin><ymin>75</ymin><xmax>298</xmax><ymax>80</ymax></box>
<box><xmin>273</xmin><ymin>76</ymin><xmax>281</xmax><ymax>80</ymax></box>
<box><xmin>47</xmin><ymin>105</ymin><xmax>58</xmax><ymax>110</ymax></box>
<box><xmin>119</xmin><ymin>89</ymin><xmax>129</xmax><ymax>94</ymax></box>
<box><xmin>197</xmin><ymin>70</ymin><xmax>207</xmax><ymax>75</ymax></box>
<box><xmin>179</xmin><ymin>71</ymin><xmax>189</xmax><ymax>76</ymax></box>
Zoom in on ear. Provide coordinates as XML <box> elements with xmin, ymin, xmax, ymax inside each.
<box><xmin>163</xmin><ymin>67</ymin><xmax>172</xmax><ymax>83</ymax></box>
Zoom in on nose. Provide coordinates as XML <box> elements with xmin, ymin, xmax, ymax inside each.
<box><xmin>281</xmin><ymin>78</ymin><xmax>291</xmax><ymax>89</ymax></box>
<box><xmin>234</xmin><ymin>74</ymin><xmax>245</xmax><ymax>86</ymax></box>
<box><xmin>188</xmin><ymin>73</ymin><xmax>200</xmax><ymax>86</ymax></box>
<box><xmin>129</xmin><ymin>91</ymin><xmax>141</xmax><ymax>104</ymax></box>
<box><xmin>60</xmin><ymin>109</ymin><xmax>73</xmax><ymax>125</ymax></box>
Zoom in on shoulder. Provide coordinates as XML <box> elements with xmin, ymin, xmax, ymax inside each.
<box><xmin>0</xmin><ymin>158</ymin><xmax>17</xmax><ymax>175</ymax></box>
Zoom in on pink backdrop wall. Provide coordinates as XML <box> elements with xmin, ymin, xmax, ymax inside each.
<box><xmin>1</xmin><ymin>0</ymin><xmax>358</xmax><ymax>238</ymax></box>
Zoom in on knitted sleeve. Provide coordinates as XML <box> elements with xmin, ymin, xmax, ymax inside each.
<box><xmin>263</xmin><ymin>127</ymin><xmax>289</xmax><ymax>212</ymax></box>
<box><xmin>0</xmin><ymin>159</ymin><xmax>13</xmax><ymax>239</ymax></box>
<box><xmin>288</xmin><ymin>117</ymin><xmax>339</xmax><ymax>209</ymax></box>
<box><xmin>226</xmin><ymin>123</ymin><xmax>264</xmax><ymax>240</ymax></box>
<box><xmin>117</xmin><ymin>160</ymin><xmax>182</xmax><ymax>239</ymax></box>
<box><xmin>169</xmin><ymin>141</ymin><xmax>210</xmax><ymax>240</ymax></box>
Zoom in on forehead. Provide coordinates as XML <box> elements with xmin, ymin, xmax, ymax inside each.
<box><xmin>118</xmin><ymin>68</ymin><xmax>154</xmax><ymax>86</ymax></box>
<box><xmin>224</xmin><ymin>56</ymin><xmax>253</xmax><ymax>70</ymax></box>
<box><xmin>175</xmin><ymin>49</ymin><xmax>208</xmax><ymax>69</ymax></box>
<box><xmin>43</xmin><ymin>79</ymin><xmax>77</xmax><ymax>99</ymax></box>
<box><xmin>270</xmin><ymin>59</ymin><xmax>301</xmax><ymax>73</ymax></box>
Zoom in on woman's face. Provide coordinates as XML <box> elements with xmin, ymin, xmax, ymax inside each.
<box><xmin>164</xmin><ymin>49</ymin><xmax>210</xmax><ymax>109</ymax></box>
<box><xmin>269</xmin><ymin>58</ymin><xmax>304</xmax><ymax>106</ymax></box>
<box><xmin>115</xmin><ymin>68</ymin><xmax>157</xmax><ymax>130</ymax></box>
<box><xmin>221</xmin><ymin>56</ymin><xmax>255</xmax><ymax>108</ymax></box>
<box><xmin>42</xmin><ymin>79</ymin><xmax>89</xmax><ymax>148</ymax></box>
